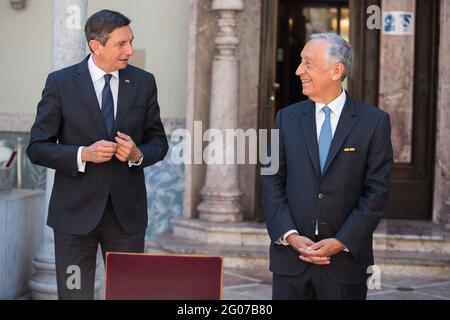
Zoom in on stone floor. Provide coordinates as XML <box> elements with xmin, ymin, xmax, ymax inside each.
<box><xmin>222</xmin><ymin>267</ymin><xmax>450</xmax><ymax>300</ymax></box>
<box><xmin>16</xmin><ymin>267</ymin><xmax>449</xmax><ymax>300</ymax></box>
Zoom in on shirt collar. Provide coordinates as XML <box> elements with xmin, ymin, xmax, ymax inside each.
<box><xmin>88</xmin><ymin>55</ymin><xmax>119</xmax><ymax>82</ymax></box>
<box><xmin>315</xmin><ymin>89</ymin><xmax>346</xmax><ymax>116</ymax></box>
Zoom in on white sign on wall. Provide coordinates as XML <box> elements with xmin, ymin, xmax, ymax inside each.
<box><xmin>383</xmin><ymin>11</ymin><xmax>414</xmax><ymax>35</ymax></box>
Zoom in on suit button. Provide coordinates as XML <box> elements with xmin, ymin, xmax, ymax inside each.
<box><xmin>318</xmin><ymin>193</ymin><xmax>324</xmax><ymax>199</ymax></box>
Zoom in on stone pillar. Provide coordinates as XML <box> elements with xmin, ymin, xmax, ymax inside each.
<box><xmin>196</xmin><ymin>0</ymin><xmax>244</xmax><ymax>223</ymax></box>
<box><xmin>29</xmin><ymin>0</ymin><xmax>91</xmax><ymax>300</ymax></box>
<box><xmin>29</xmin><ymin>170</ymin><xmax>57</xmax><ymax>299</ymax></box>
<box><xmin>433</xmin><ymin>0</ymin><xmax>450</xmax><ymax>230</ymax></box>
<box><xmin>52</xmin><ymin>0</ymin><xmax>88</xmax><ymax>71</ymax></box>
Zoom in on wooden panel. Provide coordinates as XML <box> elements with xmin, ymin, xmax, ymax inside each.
<box><xmin>255</xmin><ymin>0</ymin><xmax>279</xmax><ymax>221</ymax></box>
<box><xmin>348</xmin><ymin>0</ymin><xmax>380</xmax><ymax>105</ymax></box>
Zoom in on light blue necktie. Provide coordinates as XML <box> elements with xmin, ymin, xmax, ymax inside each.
<box><xmin>319</xmin><ymin>106</ymin><xmax>332</xmax><ymax>173</ymax></box>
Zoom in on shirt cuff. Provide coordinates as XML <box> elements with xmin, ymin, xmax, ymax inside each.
<box><xmin>128</xmin><ymin>155</ymin><xmax>143</xmax><ymax>167</ymax></box>
<box><xmin>275</xmin><ymin>230</ymin><xmax>299</xmax><ymax>246</ymax></box>
<box><xmin>77</xmin><ymin>147</ymin><xmax>86</xmax><ymax>173</ymax></box>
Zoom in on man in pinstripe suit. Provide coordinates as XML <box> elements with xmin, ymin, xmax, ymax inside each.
<box><xmin>261</xmin><ymin>33</ymin><xmax>393</xmax><ymax>300</ymax></box>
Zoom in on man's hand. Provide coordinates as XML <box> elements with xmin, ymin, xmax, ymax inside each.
<box><xmin>286</xmin><ymin>234</ymin><xmax>331</xmax><ymax>265</ymax></box>
<box><xmin>298</xmin><ymin>238</ymin><xmax>345</xmax><ymax>265</ymax></box>
<box><xmin>114</xmin><ymin>131</ymin><xmax>143</xmax><ymax>162</ymax></box>
<box><xmin>81</xmin><ymin>140</ymin><xmax>118</xmax><ymax>163</ymax></box>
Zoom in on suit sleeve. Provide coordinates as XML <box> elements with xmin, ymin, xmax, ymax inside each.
<box><xmin>335</xmin><ymin>112</ymin><xmax>393</xmax><ymax>257</ymax></box>
<box><xmin>27</xmin><ymin>73</ymin><xmax>79</xmax><ymax>177</ymax></box>
<box><xmin>261</xmin><ymin>111</ymin><xmax>298</xmax><ymax>243</ymax></box>
<box><xmin>134</xmin><ymin>73</ymin><xmax>168</xmax><ymax>169</ymax></box>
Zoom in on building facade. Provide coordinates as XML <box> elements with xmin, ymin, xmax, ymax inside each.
<box><xmin>1</xmin><ymin>0</ymin><xmax>449</xmax><ymax>299</ymax></box>
<box><xmin>184</xmin><ymin>0</ymin><xmax>450</xmax><ymax>228</ymax></box>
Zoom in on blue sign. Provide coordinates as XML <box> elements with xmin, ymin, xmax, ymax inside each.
<box><xmin>383</xmin><ymin>11</ymin><xmax>414</xmax><ymax>35</ymax></box>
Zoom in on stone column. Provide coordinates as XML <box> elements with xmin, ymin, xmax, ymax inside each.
<box><xmin>433</xmin><ymin>0</ymin><xmax>450</xmax><ymax>230</ymax></box>
<box><xmin>196</xmin><ymin>0</ymin><xmax>244</xmax><ymax>223</ymax></box>
<box><xmin>29</xmin><ymin>170</ymin><xmax>57</xmax><ymax>299</ymax></box>
<box><xmin>29</xmin><ymin>0</ymin><xmax>90</xmax><ymax>300</ymax></box>
<box><xmin>52</xmin><ymin>0</ymin><xmax>88</xmax><ymax>71</ymax></box>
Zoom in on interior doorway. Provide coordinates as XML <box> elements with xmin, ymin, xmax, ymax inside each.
<box><xmin>275</xmin><ymin>0</ymin><xmax>349</xmax><ymax>112</ymax></box>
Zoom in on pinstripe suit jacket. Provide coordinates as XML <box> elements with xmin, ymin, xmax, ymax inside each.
<box><xmin>261</xmin><ymin>92</ymin><xmax>393</xmax><ymax>284</ymax></box>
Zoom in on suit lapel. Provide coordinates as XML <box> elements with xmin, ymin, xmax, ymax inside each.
<box><xmin>321</xmin><ymin>92</ymin><xmax>357</xmax><ymax>177</ymax></box>
<box><xmin>301</xmin><ymin>100</ymin><xmax>321</xmax><ymax>177</ymax></box>
<box><xmin>113</xmin><ymin>67</ymin><xmax>134</xmax><ymax>134</ymax></box>
<box><xmin>74</xmin><ymin>56</ymin><xmax>109</xmax><ymax>138</ymax></box>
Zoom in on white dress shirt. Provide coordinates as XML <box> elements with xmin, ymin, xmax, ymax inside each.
<box><xmin>315</xmin><ymin>89</ymin><xmax>346</xmax><ymax>142</ymax></box>
<box><xmin>277</xmin><ymin>89</ymin><xmax>348</xmax><ymax>248</ymax></box>
<box><xmin>77</xmin><ymin>55</ymin><xmax>142</xmax><ymax>172</ymax></box>
<box><xmin>88</xmin><ymin>55</ymin><xmax>119</xmax><ymax>118</ymax></box>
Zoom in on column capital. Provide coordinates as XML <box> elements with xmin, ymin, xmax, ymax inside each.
<box><xmin>212</xmin><ymin>0</ymin><xmax>244</xmax><ymax>11</ymax></box>
<box><xmin>211</xmin><ymin>0</ymin><xmax>244</xmax><ymax>58</ymax></box>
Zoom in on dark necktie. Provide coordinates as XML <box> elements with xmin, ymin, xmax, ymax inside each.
<box><xmin>102</xmin><ymin>74</ymin><xmax>114</xmax><ymax>137</ymax></box>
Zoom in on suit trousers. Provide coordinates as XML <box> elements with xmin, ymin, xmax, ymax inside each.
<box><xmin>272</xmin><ymin>264</ymin><xmax>368</xmax><ymax>300</ymax></box>
<box><xmin>53</xmin><ymin>196</ymin><xmax>145</xmax><ymax>300</ymax></box>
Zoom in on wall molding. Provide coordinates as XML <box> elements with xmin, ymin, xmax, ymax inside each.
<box><xmin>0</xmin><ymin>114</ymin><xmax>35</xmax><ymax>133</ymax></box>
<box><xmin>0</xmin><ymin>113</ymin><xmax>185</xmax><ymax>135</ymax></box>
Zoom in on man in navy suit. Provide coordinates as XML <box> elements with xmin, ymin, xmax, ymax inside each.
<box><xmin>261</xmin><ymin>33</ymin><xmax>393</xmax><ymax>300</ymax></box>
<box><xmin>27</xmin><ymin>10</ymin><xmax>168</xmax><ymax>299</ymax></box>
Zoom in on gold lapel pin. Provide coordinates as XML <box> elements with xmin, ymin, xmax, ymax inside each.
<box><xmin>344</xmin><ymin>147</ymin><xmax>356</xmax><ymax>152</ymax></box>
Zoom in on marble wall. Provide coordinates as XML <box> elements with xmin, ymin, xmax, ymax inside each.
<box><xmin>184</xmin><ymin>0</ymin><xmax>262</xmax><ymax>221</ymax></box>
<box><xmin>145</xmin><ymin>120</ymin><xmax>185</xmax><ymax>239</ymax></box>
<box><xmin>378</xmin><ymin>0</ymin><xmax>416</xmax><ymax>163</ymax></box>
<box><xmin>433</xmin><ymin>0</ymin><xmax>450</xmax><ymax>230</ymax></box>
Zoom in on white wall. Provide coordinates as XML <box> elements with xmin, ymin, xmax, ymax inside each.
<box><xmin>0</xmin><ymin>0</ymin><xmax>52</xmax><ymax>116</ymax></box>
<box><xmin>0</xmin><ymin>0</ymin><xmax>189</xmax><ymax>119</ymax></box>
<box><xmin>88</xmin><ymin>0</ymin><xmax>189</xmax><ymax>119</ymax></box>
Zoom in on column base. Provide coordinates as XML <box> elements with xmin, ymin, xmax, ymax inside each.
<box><xmin>197</xmin><ymin>189</ymin><xmax>243</xmax><ymax>223</ymax></box>
<box><xmin>29</xmin><ymin>251</ymin><xmax>104</xmax><ymax>300</ymax></box>
<box><xmin>29</xmin><ymin>253</ymin><xmax>58</xmax><ymax>300</ymax></box>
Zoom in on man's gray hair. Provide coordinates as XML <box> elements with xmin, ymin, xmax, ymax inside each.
<box><xmin>310</xmin><ymin>33</ymin><xmax>353</xmax><ymax>81</ymax></box>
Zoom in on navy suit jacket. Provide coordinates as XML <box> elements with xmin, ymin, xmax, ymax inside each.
<box><xmin>27</xmin><ymin>56</ymin><xmax>168</xmax><ymax>235</ymax></box>
<box><xmin>261</xmin><ymin>92</ymin><xmax>393</xmax><ymax>284</ymax></box>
